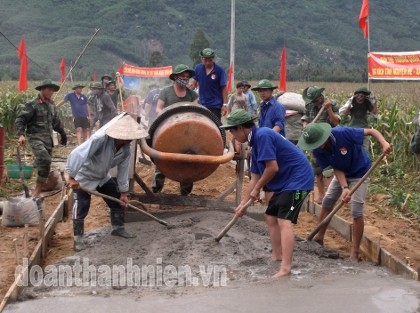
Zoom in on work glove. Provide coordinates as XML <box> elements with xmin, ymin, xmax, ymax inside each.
<box><xmin>59</xmin><ymin>130</ymin><xmax>67</xmax><ymax>146</ymax></box>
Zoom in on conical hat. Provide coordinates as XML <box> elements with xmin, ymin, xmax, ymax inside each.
<box><xmin>105</xmin><ymin>115</ymin><xmax>148</xmax><ymax>140</ymax></box>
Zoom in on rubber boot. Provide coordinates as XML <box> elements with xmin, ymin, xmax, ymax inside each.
<box><xmin>152</xmin><ymin>169</ymin><xmax>165</xmax><ymax>193</ymax></box>
<box><xmin>110</xmin><ymin>211</ymin><xmax>136</xmax><ymax>239</ymax></box>
<box><xmin>73</xmin><ymin>219</ymin><xmax>85</xmax><ymax>251</ymax></box>
<box><xmin>180</xmin><ymin>182</ymin><xmax>193</xmax><ymax>196</ymax></box>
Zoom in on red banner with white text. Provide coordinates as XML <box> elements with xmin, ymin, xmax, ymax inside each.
<box><xmin>118</xmin><ymin>64</ymin><xmax>172</xmax><ymax>78</ymax></box>
<box><xmin>368</xmin><ymin>51</ymin><xmax>420</xmax><ymax>80</ymax></box>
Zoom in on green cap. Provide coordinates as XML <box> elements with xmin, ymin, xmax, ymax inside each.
<box><xmin>169</xmin><ymin>64</ymin><xmax>195</xmax><ymax>80</ymax></box>
<box><xmin>251</xmin><ymin>79</ymin><xmax>277</xmax><ymax>91</ymax></box>
<box><xmin>35</xmin><ymin>79</ymin><xmax>60</xmax><ymax>91</ymax></box>
<box><xmin>72</xmin><ymin>84</ymin><xmax>85</xmax><ymax>90</ymax></box>
<box><xmin>297</xmin><ymin>122</ymin><xmax>332</xmax><ymax>150</ymax></box>
<box><xmin>302</xmin><ymin>86</ymin><xmax>325</xmax><ymax>104</ymax></box>
<box><xmin>90</xmin><ymin>81</ymin><xmax>104</xmax><ymax>89</ymax></box>
<box><xmin>220</xmin><ymin>109</ymin><xmax>255</xmax><ymax>129</ymax></box>
<box><xmin>354</xmin><ymin>87</ymin><xmax>371</xmax><ymax>95</ymax></box>
<box><xmin>199</xmin><ymin>48</ymin><xmax>215</xmax><ymax>58</ymax></box>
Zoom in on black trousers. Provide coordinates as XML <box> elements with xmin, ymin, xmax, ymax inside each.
<box><xmin>73</xmin><ymin>178</ymin><xmax>123</xmax><ymax>220</ymax></box>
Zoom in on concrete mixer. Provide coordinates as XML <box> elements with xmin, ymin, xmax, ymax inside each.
<box><xmin>131</xmin><ymin>102</ymin><xmax>244</xmax><ymax>210</ymax></box>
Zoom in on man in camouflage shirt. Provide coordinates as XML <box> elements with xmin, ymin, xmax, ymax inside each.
<box><xmin>15</xmin><ymin>79</ymin><xmax>67</xmax><ymax>197</ymax></box>
<box><xmin>301</xmin><ymin>86</ymin><xmax>341</xmax><ymax>205</ymax></box>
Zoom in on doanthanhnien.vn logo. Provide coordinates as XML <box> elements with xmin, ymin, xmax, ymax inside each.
<box><xmin>15</xmin><ymin>257</ymin><xmax>228</xmax><ymax>287</ymax></box>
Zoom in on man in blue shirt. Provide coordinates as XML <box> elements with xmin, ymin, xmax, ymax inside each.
<box><xmin>298</xmin><ymin>123</ymin><xmax>391</xmax><ymax>261</ymax></box>
<box><xmin>66</xmin><ymin>113</ymin><xmax>148</xmax><ymax>251</ymax></box>
<box><xmin>221</xmin><ymin>109</ymin><xmax>314</xmax><ymax>278</ymax></box>
<box><xmin>251</xmin><ymin>79</ymin><xmax>286</xmax><ymax>205</ymax></box>
<box><xmin>58</xmin><ymin>84</ymin><xmax>90</xmax><ymax>145</ymax></box>
<box><xmin>251</xmin><ymin>79</ymin><xmax>286</xmax><ymax>136</ymax></box>
<box><xmin>189</xmin><ymin>48</ymin><xmax>228</xmax><ymax>121</ymax></box>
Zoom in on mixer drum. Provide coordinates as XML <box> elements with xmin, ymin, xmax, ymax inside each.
<box><xmin>147</xmin><ymin>103</ymin><xmax>226</xmax><ymax>183</ymax></box>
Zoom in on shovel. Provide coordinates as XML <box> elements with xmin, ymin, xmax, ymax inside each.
<box><xmin>81</xmin><ymin>188</ymin><xmax>169</xmax><ymax>227</ymax></box>
<box><xmin>215</xmin><ymin>199</ymin><xmax>253</xmax><ymax>242</ymax></box>
<box><xmin>17</xmin><ymin>147</ymin><xmax>30</xmax><ymax>198</ymax></box>
<box><xmin>306</xmin><ymin>152</ymin><xmax>387</xmax><ymax>242</ymax></box>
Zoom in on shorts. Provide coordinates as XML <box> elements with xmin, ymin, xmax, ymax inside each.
<box><xmin>74</xmin><ymin>117</ymin><xmax>90</xmax><ymax>129</ymax></box>
<box><xmin>322</xmin><ymin>176</ymin><xmax>369</xmax><ymax>218</ymax></box>
<box><xmin>265</xmin><ymin>190</ymin><xmax>310</xmax><ymax>224</ymax></box>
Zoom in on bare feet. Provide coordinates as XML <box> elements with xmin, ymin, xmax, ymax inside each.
<box><xmin>349</xmin><ymin>250</ymin><xmax>361</xmax><ymax>262</ymax></box>
<box><xmin>272</xmin><ymin>267</ymin><xmax>291</xmax><ymax>278</ymax></box>
<box><xmin>312</xmin><ymin>236</ymin><xmax>324</xmax><ymax>247</ymax></box>
<box><xmin>272</xmin><ymin>255</ymin><xmax>282</xmax><ymax>262</ymax></box>
<box><xmin>272</xmin><ymin>252</ymin><xmax>282</xmax><ymax>262</ymax></box>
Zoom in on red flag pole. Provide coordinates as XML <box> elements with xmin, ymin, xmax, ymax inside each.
<box><xmin>359</xmin><ymin>0</ymin><xmax>369</xmax><ymax>40</ymax></box>
<box><xmin>279</xmin><ymin>47</ymin><xmax>286</xmax><ymax>91</ymax></box>
<box><xmin>16</xmin><ymin>38</ymin><xmax>28</xmax><ymax>92</ymax></box>
<box><xmin>60</xmin><ymin>58</ymin><xmax>66</xmax><ymax>83</ymax></box>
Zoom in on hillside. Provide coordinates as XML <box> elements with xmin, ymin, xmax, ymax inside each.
<box><xmin>0</xmin><ymin>0</ymin><xmax>419</xmax><ymax>82</ymax></box>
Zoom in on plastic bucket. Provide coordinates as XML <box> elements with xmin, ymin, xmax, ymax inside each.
<box><xmin>6</xmin><ymin>163</ymin><xmax>33</xmax><ymax>179</ymax></box>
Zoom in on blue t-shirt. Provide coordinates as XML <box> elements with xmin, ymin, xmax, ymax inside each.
<box><xmin>249</xmin><ymin>127</ymin><xmax>314</xmax><ymax>192</ymax></box>
<box><xmin>313</xmin><ymin>127</ymin><xmax>370</xmax><ymax>178</ymax></box>
<box><xmin>193</xmin><ymin>63</ymin><xmax>227</xmax><ymax>109</ymax></box>
<box><xmin>258</xmin><ymin>96</ymin><xmax>286</xmax><ymax>136</ymax></box>
<box><xmin>64</xmin><ymin>92</ymin><xmax>88</xmax><ymax>118</ymax></box>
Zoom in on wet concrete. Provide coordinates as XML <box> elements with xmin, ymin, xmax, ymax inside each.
<box><xmin>4</xmin><ymin>210</ymin><xmax>420</xmax><ymax>312</ymax></box>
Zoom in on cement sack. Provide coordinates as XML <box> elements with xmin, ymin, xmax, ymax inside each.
<box><xmin>278</xmin><ymin>92</ymin><xmax>305</xmax><ymax>113</ymax></box>
<box><xmin>1</xmin><ymin>197</ymin><xmax>40</xmax><ymax>227</ymax></box>
<box><xmin>285</xmin><ymin>112</ymin><xmax>304</xmax><ymax>142</ymax></box>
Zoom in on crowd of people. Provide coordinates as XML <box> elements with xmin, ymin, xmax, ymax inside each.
<box><xmin>15</xmin><ymin>47</ymin><xmax>418</xmax><ymax>277</ymax></box>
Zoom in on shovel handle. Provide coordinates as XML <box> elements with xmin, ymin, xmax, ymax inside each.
<box><xmin>82</xmin><ymin>188</ymin><xmax>168</xmax><ymax>227</ymax></box>
<box><xmin>306</xmin><ymin>152</ymin><xmax>387</xmax><ymax>241</ymax></box>
<box><xmin>311</xmin><ymin>101</ymin><xmax>327</xmax><ymax>124</ymax></box>
<box><xmin>215</xmin><ymin>199</ymin><xmax>253</xmax><ymax>242</ymax></box>
<box><xmin>16</xmin><ymin>147</ymin><xmax>30</xmax><ymax>198</ymax></box>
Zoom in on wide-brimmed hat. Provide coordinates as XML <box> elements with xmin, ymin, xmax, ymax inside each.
<box><xmin>241</xmin><ymin>80</ymin><xmax>251</xmax><ymax>88</ymax></box>
<box><xmin>251</xmin><ymin>79</ymin><xmax>277</xmax><ymax>91</ymax></box>
<box><xmin>169</xmin><ymin>64</ymin><xmax>195</xmax><ymax>81</ymax></box>
<box><xmin>220</xmin><ymin>109</ymin><xmax>255</xmax><ymax>130</ymax></box>
<box><xmin>105</xmin><ymin>115</ymin><xmax>148</xmax><ymax>140</ymax></box>
<box><xmin>35</xmin><ymin>79</ymin><xmax>60</xmax><ymax>91</ymax></box>
<box><xmin>90</xmin><ymin>82</ymin><xmax>104</xmax><ymax>89</ymax></box>
<box><xmin>302</xmin><ymin>86</ymin><xmax>325</xmax><ymax>104</ymax></box>
<box><xmin>72</xmin><ymin>84</ymin><xmax>85</xmax><ymax>90</ymax></box>
<box><xmin>354</xmin><ymin>87</ymin><xmax>371</xmax><ymax>95</ymax></box>
<box><xmin>199</xmin><ymin>48</ymin><xmax>215</xmax><ymax>58</ymax></box>
<box><xmin>297</xmin><ymin>122</ymin><xmax>332</xmax><ymax>150</ymax></box>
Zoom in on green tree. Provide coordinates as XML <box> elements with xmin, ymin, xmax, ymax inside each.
<box><xmin>189</xmin><ymin>29</ymin><xmax>210</xmax><ymax>66</ymax></box>
<box><xmin>148</xmin><ymin>51</ymin><xmax>163</xmax><ymax>67</ymax></box>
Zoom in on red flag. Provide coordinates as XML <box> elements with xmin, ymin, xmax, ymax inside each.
<box><xmin>16</xmin><ymin>38</ymin><xmax>28</xmax><ymax>91</ymax></box>
<box><xmin>279</xmin><ymin>48</ymin><xmax>287</xmax><ymax>91</ymax></box>
<box><xmin>359</xmin><ymin>0</ymin><xmax>369</xmax><ymax>39</ymax></box>
<box><xmin>92</xmin><ymin>71</ymin><xmax>97</xmax><ymax>81</ymax></box>
<box><xmin>226</xmin><ymin>62</ymin><xmax>234</xmax><ymax>92</ymax></box>
<box><xmin>60</xmin><ymin>58</ymin><xmax>66</xmax><ymax>83</ymax></box>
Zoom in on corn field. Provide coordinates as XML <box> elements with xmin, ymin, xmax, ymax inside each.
<box><xmin>0</xmin><ymin>81</ymin><xmax>419</xmax><ymax>215</ymax></box>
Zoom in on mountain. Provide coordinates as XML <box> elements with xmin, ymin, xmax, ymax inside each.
<box><xmin>0</xmin><ymin>0</ymin><xmax>419</xmax><ymax>82</ymax></box>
